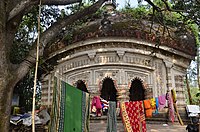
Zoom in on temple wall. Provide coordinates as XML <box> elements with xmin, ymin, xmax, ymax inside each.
<box><xmin>41</xmin><ymin>38</ymin><xmax>192</xmax><ymax>107</ymax></box>
<box><xmin>41</xmin><ymin>74</ymin><xmax>54</xmax><ymax>107</ymax></box>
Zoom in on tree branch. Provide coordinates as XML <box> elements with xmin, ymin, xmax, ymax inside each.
<box><xmin>41</xmin><ymin>0</ymin><xmax>82</xmax><ymax>5</ymax></box>
<box><xmin>144</xmin><ymin>0</ymin><xmax>161</xmax><ymax>11</ymax></box>
<box><xmin>161</xmin><ymin>0</ymin><xmax>171</xmax><ymax>11</ymax></box>
<box><xmin>15</xmin><ymin>0</ymin><xmax>106</xmax><ymax>80</ymax></box>
<box><xmin>8</xmin><ymin>0</ymin><xmax>82</xmax><ymax>21</ymax></box>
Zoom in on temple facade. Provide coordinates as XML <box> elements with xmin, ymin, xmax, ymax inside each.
<box><xmin>41</xmin><ymin>14</ymin><xmax>196</xmax><ymax>109</ymax></box>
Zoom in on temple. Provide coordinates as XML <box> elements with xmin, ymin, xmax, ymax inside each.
<box><xmin>41</xmin><ymin>11</ymin><xmax>196</xmax><ymax>119</ymax></box>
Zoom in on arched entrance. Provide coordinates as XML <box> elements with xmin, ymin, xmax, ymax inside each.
<box><xmin>129</xmin><ymin>78</ymin><xmax>145</xmax><ymax>101</ymax></box>
<box><xmin>76</xmin><ymin>80</ymin><xmax>89</xmax><ymax>93</ymax></box>
<box><xmin>100</xmin><ymin>77</ymin><xmax>117</xmax><ymax>101</ymax></box>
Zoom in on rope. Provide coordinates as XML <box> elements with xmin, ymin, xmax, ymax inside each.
<box><xmin>32</xmin><ymin>0</ymin><xmax>42</xmax><ymax>131</ymax></box>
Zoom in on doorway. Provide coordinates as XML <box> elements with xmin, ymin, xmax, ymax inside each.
<box><xmin>76</xmin><ymin>80</ymin><xmax>89</xmax><ymax>93</ymax></box>
<box><xmin>129</xmin><ymin>78</ymin><xmax>145</xmax><ymax>101</ymax></box>
<box><xmin>100</xmin><ymin>77</ymin><xmax>117</xmax><ymax>101</ymax></box>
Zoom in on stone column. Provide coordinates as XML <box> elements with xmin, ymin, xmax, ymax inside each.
<box><xmin>145</xmin><ymin>84</ymin><xmax>153</xmax><ymax>99</ymax></box>
<box><xmin>164</xmin><ymin>60</ymin><xmax>174</xmax><ymax>91</ymax></box>
<box><xmin>47</xmin><ymin>74</ymin><xmax>52</xmax><ymax>107</ymax></box>
<box><xmin>117</xmin><ymin>89</ymin><xmax>130</xmax><ymax>102</ymax></box>
<box><xmin>41</xmin><ymin>74</ymin><xmax>53</xmax><ymax>106</ymax></box>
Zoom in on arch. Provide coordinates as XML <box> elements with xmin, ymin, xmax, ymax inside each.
<box><xmin>100</xmin><ymin>77</ymin><xmax>117</xmax><ymax>101</ymax></box>
<box><xmin>75</xmin><ymin>80</ymin><xmax>89</xmax><ymax>93</ymax></box>
<box><xmin>129</xmin><ymin>77</ymin><xmax>145</xmax><ymax>101</ymax></box>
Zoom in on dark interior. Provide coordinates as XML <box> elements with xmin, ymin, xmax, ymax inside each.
<box><xmin>129</xmin><ymin>78</ymin><xmax>145</xmax><ymax>101</ymax></box>
<box><xmin>100</xmin><ymin>77</ymin><xmax>117</xmax><ymax>101</ymax></box>
<box><xmin>76</xmin><ymin>80</ymin><xmax>89</xmax><ymax>93</ymax></box>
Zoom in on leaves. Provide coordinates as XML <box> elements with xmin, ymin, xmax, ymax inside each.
<box><xmin>10</xmin><ymin>5</ymin><xmax>61</xmax><ymax>64</ymax></box>
<box><xmin>14</xmin><ymin>73</ymin><xmax>41</xmax><ymax>111</ymax></box>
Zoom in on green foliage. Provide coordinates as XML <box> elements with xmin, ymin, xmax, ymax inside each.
<box><xmin>186</xmin><ymin>23</ymin><xmax>199</xmax><ymax>45</ymax></box>
<box><xmin>120</xmin><ymin>6</ymin><xmax>149</xmax><ymax>19</ymax></box>
<box><xmin>161</xmin><ymin>12</ymin><xmax>182</xmax><ymax>27</ymax></box>
<box><xmin>172</xmin><ymin>0</ymin><xmax>200</xmax><ymax>24</ymax></box>
<box><xmin>172</xmin><ymin>0</ymin><xmax>200</xmax><ymax>45</ymax></box>
<box><xmin>14</xmin><ymin>72</ymin><xmax>41</xmax><ymax>112</ymax></box>
<box><xmin>120</xmin><ymin>0</ymin><xmax>200</xmax><ymax>46</ymax></box>
<box><xmin>10</xmin><ymin>6</ymin><xmax>60</xmax><ymax>64</ymax></box>
<box><xmin>186</xmin><ymin>87</ymin><xmax>200</xmax><ymax>105</ymax></box>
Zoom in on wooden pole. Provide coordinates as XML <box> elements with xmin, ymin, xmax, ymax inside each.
<box><xmin>32</xmin><ymin>0</ymin><xmax>42</xmax><ymax>131</ymax></box>
<box><xmin>171</xmin><ymin>89</ymin><xmax>184</xmax><ymax>125</ymax></box>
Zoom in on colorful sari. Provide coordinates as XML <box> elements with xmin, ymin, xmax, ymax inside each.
<box><xmin>120</xmin><ymin>101</ymin><xmax>147</xmax><ymax>132</ymax></box>
<box><xmin>166</xmin><ymin>92</ymin><xmax>175</xmax><ymax>123</ymax></box>
<box><xmin>50</xmin><ymin>77</ymin><xmax>90</xmax><ymax>132</ymax></box>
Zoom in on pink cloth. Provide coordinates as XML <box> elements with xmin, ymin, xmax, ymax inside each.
<box><xmin>166</xmin><ymin>92</ymin><xmax>175</xmax><ymax>123</ymax></box>
<box><xmin>158</xmin><ymin>94</ymin><xmax>166</xmax><ymax>110</ymax></box>
<box><xmin>95</xmin><ymin>96</ymin><xmax>102</xmax><ymax>109</ymax></box>
<box><xmin>91</xmin><ymin>96</ymin><xmax>102</xmax><ymax>109</ymax></box>
<box><xmin>91</xmin><ymin>96</ymin><xmax>102</xmax><ymax>116</ymax></box>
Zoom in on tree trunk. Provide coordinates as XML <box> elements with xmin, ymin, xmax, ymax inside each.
<box><xmin>0</xmin><ymin>2</ymin><xmax>12</xmax><ymax>131</ymax></box>
<box><xmin>0</xmin><ymin>1</ymin><xmax>20</xmax><ymax>131</ymax></box>
<box><xmin>0</xmin><ymin>0</ymin><xmax>106</xmax><ymax>131</ymax></box>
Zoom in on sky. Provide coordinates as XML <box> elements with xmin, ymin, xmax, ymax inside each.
<box><xmin>116</xmin><ymin>0</ymin><xmax>138</xmax><ymax>8</ymax></box>
<box><xmin>58</xmin><ymin>0</ymin><xmax>140</xmax><ymax>12</ymax></box>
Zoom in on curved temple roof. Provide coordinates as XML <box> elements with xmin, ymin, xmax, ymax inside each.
<box><xmin>44</xmin><ymin>13</ymin><xmax>197</xmax><ymax>63</ymax></box>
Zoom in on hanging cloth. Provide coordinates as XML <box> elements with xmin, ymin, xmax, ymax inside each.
<box><xmin>166</xmin><ymin>92</ymin><xmax>175</xmax><ymax>123</ymax></box>
<box><xmin>143</xmin><ymin>100</ymin><xmax>153</xmax><ymax>118</ymax></box>
<box><xmin>150</xmin><ymin>98</ymin><xmax>156</xmax><ymax>112</ymax></box>
<box><xmin>153</xmin><ymin>97</ymin><xmax>159</xmax><ymax>114</ymax></box>
<box><xmin>171</xmin><ymin>89</ymin><xmax>177</xmax><ymax>103</ymax></box>
<box><xmin>120</xmin><ymin>101</ymin><xmax>147</xmax><ymax>132</ymax></box>
<box><xmin>107</xmin><ymin>101</ymin><xmax>117</xmax><ymax>132</ymax></box>
<box><xmin>158</xmin><ymin>94</ymin><xmax>166</xmax><ymax>110</ymax></box>
<box><xmin>49</xmin><ymin>78</ymin><xmax>90</xmax><ymax>132</ymax></box>
<box><xmin>101</xmin><ymin>98</ymin><xmax>109</xmax><ymax>111</ymax></box>
<box><xmin>91</xmin><ymin>97</ymin><xmax>97</xmax><ymax>113</ymax></box>
<box><xmin>91</xmin><ymin>96</ymin><xmax>102</xmax><ymax>117</ymax></box>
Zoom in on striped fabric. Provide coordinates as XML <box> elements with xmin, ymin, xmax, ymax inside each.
<box><xmin>49</xmin><ymin>77</ymin><xmax>90</xmax><ymax>132</ymax></box>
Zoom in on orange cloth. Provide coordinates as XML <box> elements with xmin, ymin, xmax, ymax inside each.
<box><xmin>145</xmin><ymin>109</ymin><xmax>152</xmax><ymax>118</ymax></box>
<box><xmin>143</xmin><ymin>100</ymin><xmax>152</xmax><ymax>118</ymax></box>
<box><xmin>143</xmin><ymin>100</ymin><xmax>151</xmax><ymax>109</ymax></box>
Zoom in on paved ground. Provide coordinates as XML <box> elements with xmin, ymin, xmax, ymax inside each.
<box><xmin>90</xmin><ymin>121</ymin><xmax>187</xmax><ymax>132</ymax></box>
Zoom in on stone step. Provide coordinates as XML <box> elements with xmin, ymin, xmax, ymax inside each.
<box><xmin>90</xmin><ymin>113</ymin><xmax>191</xmax><ymax>125</ymax></box>
<box><xmin>89</xmin><ymin>119</ymin><xmax>188</xmax><ymax>132</ymax></box>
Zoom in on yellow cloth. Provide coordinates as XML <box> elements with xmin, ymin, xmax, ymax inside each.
<box><xmin>171</xmin><ymin>89</ymin><xmax>177</xmax><ymax>102</ymax></box>
<box><xmin>150</xmin><ymin>98</ymin><xmax>156</xmax><ymax>108</ymax></box>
